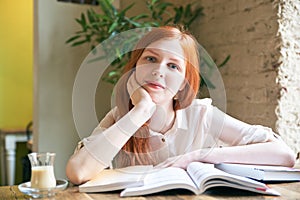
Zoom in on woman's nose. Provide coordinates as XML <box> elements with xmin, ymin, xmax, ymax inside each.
<box><xmin>151</xmin><ymin>70</ymin><xmax>163</xmax><ymax>78</ymax></box>
<box><xmin>151</xmin><ymin>64</ymin><xmax>164</xmax><ymax>78</ymax></box>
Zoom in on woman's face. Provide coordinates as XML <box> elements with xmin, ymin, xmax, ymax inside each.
<box><xmin>135</xmin><ymin>39</ymin><xmax>186</xmax><ymax>104</ymax></box>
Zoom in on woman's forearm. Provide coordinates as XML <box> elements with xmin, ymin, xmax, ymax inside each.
<box><xmin>66</xmin><ymin>101</ymin><xmax>155</xmax><ymax>184</ymax></box>
<box><xmin>198</xmin><ymin>140</ymin><xmax>296</xmax><ymax>167</ymax></box>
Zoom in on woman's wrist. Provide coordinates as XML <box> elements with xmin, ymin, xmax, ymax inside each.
<box><xmin>192</xmin><ymin>148</ymin><xmax>221</xmax><ymax>164</ymax></box>
<box><xmin>135</xmin><ymin>100</ymin><xmax>156</xmax><ymax>118</ymax></box>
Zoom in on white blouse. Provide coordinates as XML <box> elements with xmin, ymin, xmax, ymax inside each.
<box><xmin>79</xmin><ymin>98</ymin><xmax>278</xmax><ymax>168</ymax></box>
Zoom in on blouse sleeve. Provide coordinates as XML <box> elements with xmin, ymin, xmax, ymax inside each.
<box><xmin>74</xmin><ymin>105</ymin><xmax>144</xmax><ymax>167</ymax></box>
<box><xmin>207</xmin><ymin>105</ymin><xmax>278</xmax><ymax>146</ymax></box>
<box><xmin>73</xmin><ymin>108</ymin><xmax>117</xmax><ymax>154</ymax></box>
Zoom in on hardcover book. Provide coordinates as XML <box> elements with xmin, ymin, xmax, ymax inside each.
<box><xmin>215</xmin><ymin>163</ymin><xmax>300</xmax><ymax>182</ymax></box>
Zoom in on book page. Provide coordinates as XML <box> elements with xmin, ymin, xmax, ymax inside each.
<box><xmin>187</xmin><ymin>162</ymin><xmax>267</xmax><ymax>192</ymax></box>
<box><xmin>79</xmin><ymin>165</ymin><xmax>153</xmax><ymax>192</ymax></box>
<box><xmin>120</xmin><ymin>167</ymin><xmax>198</xmax><ymax>196</ymax></box>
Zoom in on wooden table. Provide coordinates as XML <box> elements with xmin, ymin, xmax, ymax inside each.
<box><xmin>1</xmin><ymin>181</ymin><xmax>300</xmax><ymax>200</ymax></box>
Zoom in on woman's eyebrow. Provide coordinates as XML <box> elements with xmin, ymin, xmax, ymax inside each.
<box><xmin>144</xmin><ymin>49</ymin><xmax>159</xmax><ymax>56</ymax></box>
<box><xmin>145</xmin><ymin>49</ymin><xmax>184</xmax><ymax>63</ymax></box>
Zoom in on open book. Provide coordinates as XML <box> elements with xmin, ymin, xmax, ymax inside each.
<box><xmin>80</xmin><ymin>162</ymin><xmax>280</xmax><ymax>196</ymax></box>
<box><xmin>79</xmin><ymin>165</ymin><xmax>153</xmax><ymax>192</ymax></box>
<box><xmin>215</xmin><ymin>163</ymin><xmax>300</xmax><ymax>181</ymax></box>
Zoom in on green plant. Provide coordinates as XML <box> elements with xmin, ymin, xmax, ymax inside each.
<box><xmin>66</xmin><ymin>0</ymin><xmax>204</xmax><ymax>84</ymax></box>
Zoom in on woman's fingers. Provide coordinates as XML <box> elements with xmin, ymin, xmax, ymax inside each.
<box><xmin>127</xmin><ymin>71</ymin><xmax>153</xmax><ymax>106</ymax></box>
<box><xmin>127</xmin><ymin>72</ymin><xmax>140</xmax><ymax>99</ymax></box>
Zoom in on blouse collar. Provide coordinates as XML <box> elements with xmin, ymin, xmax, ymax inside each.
<box><xmin>174</xmin><ymin>109</ymin><xmax>188</xmax><ymax>130</ymax></box>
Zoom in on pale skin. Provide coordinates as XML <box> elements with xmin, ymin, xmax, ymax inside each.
<box><xmin>66</xmin><ymin>39</ymin><xmax>296</xmax><ymax>185</ymax></box>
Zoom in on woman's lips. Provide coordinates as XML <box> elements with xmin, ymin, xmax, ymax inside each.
<box><xmin>145</xmin><ymin>81</ymin><xmax>165</xmax><ymax>89</ymax></box>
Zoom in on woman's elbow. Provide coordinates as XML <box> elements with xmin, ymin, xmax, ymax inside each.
<box><xmin>66</xmin><ymin>159</ymin><xmax>88</xmax><ymax>185</ymax></box>
<box><xmin>277</xmin><ymin>142</ymin><xmax>296</xmax><ymax>167</ymax></box>
<box><xmin>282</xmin><ymin>148</ymin><xmax>296</xmax><ymax>167</ymax></box>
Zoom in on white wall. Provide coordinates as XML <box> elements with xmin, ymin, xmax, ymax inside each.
<box><xmin>33</xmin><ymin>0</ymin><xmax>111</xmax><ymax>179</ymax></box>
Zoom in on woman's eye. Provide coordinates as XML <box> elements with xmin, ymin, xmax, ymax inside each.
<box><xmin>146</xmin><ymin>56</ymin><xmax>156</xmax><ymax>62</ymax></box>
<box><xmin>168</xmin><ymin>63</ymin><xmax>179</xmax><ymax>70</ymax></box>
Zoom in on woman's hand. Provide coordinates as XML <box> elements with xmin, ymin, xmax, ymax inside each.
<box><xmin>127</xmin><ymin>71</ymin><xmax>153</xmax><ymax>107</ymax></box>
<box><xmin>154</xmin><ymin>152</ymin><xmax>196</xmax><ymax>169</ymax></box>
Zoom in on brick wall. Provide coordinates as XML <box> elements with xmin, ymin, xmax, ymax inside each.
<box><xmin>192</xmin><ymin>0</ymin><xmax>299</xmax><ymax>153</ymax></box>
<box><xmin>193</xmin><ymin>0</ymin><xmax>280</xmax><ymax>130</ymax></box>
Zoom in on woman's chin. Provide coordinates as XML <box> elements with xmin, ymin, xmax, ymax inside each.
<box><xmin>150</xmin><ymin>96</ymin><xmax>172</xmax><ymax>105</ymax></box>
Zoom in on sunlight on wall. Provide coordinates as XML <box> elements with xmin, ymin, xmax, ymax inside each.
<box><xmin>0</xmin><ymin>0</ymin><xmax>33</xmax><ymax>129</ymax></box>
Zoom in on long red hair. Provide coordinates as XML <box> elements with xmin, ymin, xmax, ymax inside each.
<box><xmin>113</xmin><ymin>25</ymin><xmax>200</xmax><ymax>167</ymax></box>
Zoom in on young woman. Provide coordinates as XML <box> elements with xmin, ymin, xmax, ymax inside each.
<box><xmin>66</xmin><ymin>26</ymin><xmax>296</xmax><ymax>185</ymax></box>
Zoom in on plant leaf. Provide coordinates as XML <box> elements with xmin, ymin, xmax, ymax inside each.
<box><xmin>98</xmin><ymin>0</ymin><xmax>114</xmax><ymax>17</ymax></box>
<box><xmin>65</xmin><ymin>35</ymin><xmax>81</xmax><ymax>44</ymax></box>
<box><xmin>218</xmin><ymin>55</ymin><xmax>231</xmax><ymax>68</ymax></box>
<box><xmin>71</xmin><ymin>39</ymin><xmax>89</xmax><ymax>46</ymax></box>
<box><xmin>108</xmin><ymin>21</ymin><xmax>118</xmax><ymax>33</ymax></box>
